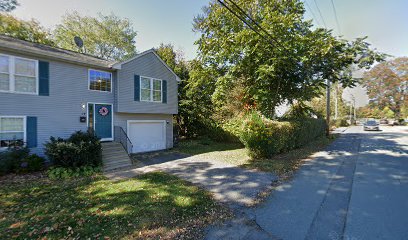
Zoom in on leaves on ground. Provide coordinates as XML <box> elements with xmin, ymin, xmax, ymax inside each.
<box><xmin>0</xmin><ymin>172</ymin><xmax>231</xmax><ymax>239</ymax></box>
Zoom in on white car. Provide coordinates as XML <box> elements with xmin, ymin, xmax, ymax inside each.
<box><xmin>364</xmin><ymin>120</ymin><xmax>380</xmax><ymax>131</ymax></box>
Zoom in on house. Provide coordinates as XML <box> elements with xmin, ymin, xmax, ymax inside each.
<box><xmin>0</xmin><ymin>35</ymin><xmax>179</xmax><ymax>158</ymax></box>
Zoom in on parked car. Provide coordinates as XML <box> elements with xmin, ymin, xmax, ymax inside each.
<box><xmin>380</xmin><ymin>119</ymin><xmax>388</xmax><ymax>125</ymax></box>
<box><xmin>388</xmin><ymin>119</ymin><xmax>399</xmax><ymax>126</ymax></box>
<box><xmin>364</xmin><ymin>120</ymin><xmax>380</xmax><ymax>131</ymax></box>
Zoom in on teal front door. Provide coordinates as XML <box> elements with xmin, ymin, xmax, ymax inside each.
<box><xmin>89</xmin><ymin>104</ymin><xmax>112</xmax><ymax>140</ymax></box>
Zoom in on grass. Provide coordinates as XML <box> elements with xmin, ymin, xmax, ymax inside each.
<box><xmin>0</xmin><ymin>172</ymin><xmax>231</xmax><ymax>240</ymax></box>
<box><xmin>174</xmin><ymin>136</ymin><xmax>337</xmax><ymax>176</ymax></box>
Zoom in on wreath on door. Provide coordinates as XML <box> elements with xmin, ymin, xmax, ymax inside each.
<box><xmin>99</xmin><ymin>107</ymin><xmax>109</xmax><ymax>116</ymax></box>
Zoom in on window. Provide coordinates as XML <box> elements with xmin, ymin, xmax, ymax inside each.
<box><xmin>0</xmin><ymin>54</ymin><xmax>38</xmax><ymax>94</ymax></box>
<box><xmin>89</xmin><ymin>69</ymin><xmax>112</xmax><ymax>92</ymax></box>
<box><xmin>0</xmin><ymin>117</ymin><xmax>25</xmax><ymax>148</ymax></box>
<box><xmin>140</xmin><ymin>76</ymin><xmax>162</xmax><ymax>102</ymax></box>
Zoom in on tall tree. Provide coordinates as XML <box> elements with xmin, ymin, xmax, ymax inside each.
<box><xmin>194</xmin><ymin>0</ymin><xmax>385</xmax><ymax>118</ymax></box>
<box><xmin>53</xmin><ymin>12</ymin><xmax>137</xmax><ymax>61</ymax></box>
<box><xmin>362</xmin><ymin>57</ymin><xmax>408</xmax><ymax>118</ymax></box>
<box><xmin>0</xmin><ymin>14</ymin><xmax>54</xmax><ymax>45</ymax></box>
<box><xmin>0</xmin><ymin>0</ymin><xmax>18</xmax><ymax>12</ymax></box>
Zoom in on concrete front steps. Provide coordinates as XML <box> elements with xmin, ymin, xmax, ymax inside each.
<box><xmin>101</xmin><ymin>142</ymin><xmax>132</xmax><ymax>171</ymax></box>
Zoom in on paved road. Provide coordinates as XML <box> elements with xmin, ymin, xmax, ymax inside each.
<box><xmin>206</xmin><ymin>126</ymin><xmax>408</xmax><ymax>240</ymax></box>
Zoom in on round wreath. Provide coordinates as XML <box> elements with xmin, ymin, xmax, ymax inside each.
<box><xmin>99</xmin><ymin>107</ymin><xmax>109</xmax><ymax>116</ymax></box>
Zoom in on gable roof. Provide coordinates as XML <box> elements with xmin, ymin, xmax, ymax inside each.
<box><xmin>113</xmin><ymin>49</ymin><xmax>181</xmax><ymax>82</ymax></box>
<box><xmin>0</xmin><ymin>35</ymin><xmax>115</xmax><ymax>69</ymax></box>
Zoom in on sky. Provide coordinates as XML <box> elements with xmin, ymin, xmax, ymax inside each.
<box><xmin>10</xmin><ymin>0</ymin><xmax>408</xmax><ymax>107</ymax></box>
<box><xmin>11</xmin><ymin>0</ymin><xmax>408</xmax><ymax>60</ymax></box>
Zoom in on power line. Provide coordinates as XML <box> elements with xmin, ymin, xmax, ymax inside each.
<box><xmin>303</xmin><ymin>0</ymin><xmax>321</xmax><ymax>27</ymax></box>
<box><xmin>330</xmin><ymin>0</ymin><xmax>342</xmax><ymax>35</ymax></box>
<box><xmin>216</xmin><ymin>0</ymin><xmax>278</xmax><ymax>49</ymax></box>
<box><xmin>224</xmin><ymin>0</ymin><xmax>286</xmax><ymax>51</ymax></box>
<box><xmin>313</xmin><ymin>0</ymin><xmax>327</xmax><ymax>28</ymax></box>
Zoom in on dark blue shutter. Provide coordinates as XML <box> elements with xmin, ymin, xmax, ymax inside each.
<box><xmin>134</xmin><ymin>75</ymin><xmax>140</xmax><ymax>101</ymax></box>
<box><xmin>162</xmin><ymin>80</ymin><xmax>167</xmax><ymax>103</ymax></box>
<box><xmin>26</xmin><ymin>117</ymin><xmax>37</xmax><ymax>148</ymax></box>
<box><xmin>38</xmin><ymin>61</ymin><xmax>49</xmax><ymax>96</ymax></box>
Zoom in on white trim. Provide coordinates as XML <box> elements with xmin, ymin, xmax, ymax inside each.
<box><xmin>87</xmin><ymin>69</ymin><xmax>113</xmax><ymax>93</ymax></box>
<box><xmin>0</xmin><ymin>116</ymin><xmax>27</xmax><ymax>150</ymax></box>
<box><xmin>87</xmin><ymin>102</ymin><xmax>114</xmax><ymax>141</ymax></box>
<box><xmin>139</xmin><ymin>76</ymin><xmax>162</xmax><ymax>103</ymax></box>
<box><xmin>126</xmin><ymin>120</ymin><xmax>167</xmax><ymax>153</ymax></box>
<box><xmin>0</xmin><ymin>53</ymin><xmax>39</xmax><ymax>95</ymax></box>
<box><xmin>112</xmin><ymin>49</ymin><xmax>181</xmax><ymax>81</ymax></box>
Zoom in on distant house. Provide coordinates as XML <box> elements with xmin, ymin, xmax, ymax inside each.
<box><xmin>0</xmin><ymin>35</ymin><xmax>179</xmax><ymax>156</ymax></box>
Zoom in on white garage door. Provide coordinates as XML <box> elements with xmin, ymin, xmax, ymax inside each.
<box><xmin>127</xmin><ymin>120</ymin><xmax>166</xmax><ymax>153</ymax></box>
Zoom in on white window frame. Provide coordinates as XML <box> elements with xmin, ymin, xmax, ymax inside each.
<box><xmin>0</xmin><ymin>116</ymin><xmax>27</xmax><ymax>150</ymax></box>
<box><xmin>0</xmin><ymin>54</ymin><xmax>39</xmax><ymax>95</ymax></box>
<box><xmin>88</xmin><ymin>69</ymin><xmax>113</xmax><ymax>93</ymax></box>
<box><xmin>140</xmin><ymin>76</ymin><xmax>162</xmax><ymax>103</ymax></box>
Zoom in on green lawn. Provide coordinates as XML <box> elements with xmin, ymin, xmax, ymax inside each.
<box><xmin>174</xmin><ymin>136</ymin><xmax>336</xmax><ymax>176</ymax></box>
<box><xmin>0</xmin><ymin>172</ymin><xmax>231</xmax><ymax>240</ymax></box>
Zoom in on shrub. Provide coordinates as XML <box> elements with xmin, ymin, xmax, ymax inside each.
<box><xmin>237</xmin><ymin>112</ymin><xmax>327</xmax><ymax>158</ymax></box>
<box><xmin>17</xmin><ymin>154</ymin><xmax>46</xmax><ymax>173</ymax></box>
<box><xmin>0</xmin><ymin>146</ymin><xmax>45</xmax><ymax>175</ymax></box>
<box><xmin>45</xmin><ymin>131</ymin><xmax>102</xmax><ymax>168</ymax></box>
<box><xmin>47</xmin><ymin>166</ymin><xmax>101</xmax><ymax>179</ymax></box>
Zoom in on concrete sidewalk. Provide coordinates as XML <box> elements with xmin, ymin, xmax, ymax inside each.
<box><xmin>105</xmin><ymin>152</ymin><xmax>277</xmax><ymax>208</ymax></box>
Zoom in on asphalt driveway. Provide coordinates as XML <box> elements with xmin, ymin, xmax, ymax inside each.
<box><xmin>106</xmin><ymin>151</ymin><xmax>277</xmax><ymax>208</ymax></box>
<box><xmin>206</xmin><ymin>126</ymin><xmax>408</xmax><ymax>240</ymax></box>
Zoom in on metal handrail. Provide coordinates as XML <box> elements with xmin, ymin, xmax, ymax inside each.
<box><xmin>113</xmin><ymin>126</ymin><xmax>133</xmax><ymax>154</ymax></box>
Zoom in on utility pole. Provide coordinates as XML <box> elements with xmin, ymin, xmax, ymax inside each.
<box><xmin>326</xmin><ymin>80</ymin><xmax>331</xmax><ymax>136</ymax></box>
<box><xmin>334</xmin><ymin>83</ymin><xmax>338</xmax><ymax>120</ymax></box>
<box><xmin>353</xmin><ymin>97</ymin><xmax>357</xmax><ymax>121</ymax></box>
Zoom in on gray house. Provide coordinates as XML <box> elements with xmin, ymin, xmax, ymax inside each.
<box><xmin>0</xmin><ymin>35</ymin><xmax>179</xmax><ymax>164</ymax></box>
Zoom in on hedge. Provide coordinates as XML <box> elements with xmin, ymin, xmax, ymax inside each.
<box><xmin>236</xmin><ymin>112</ymin><xmax>327</xmax><ymax>158</ymax></box>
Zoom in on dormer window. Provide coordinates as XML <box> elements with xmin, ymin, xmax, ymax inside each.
<box><xmin>89</xmin><ymin>69</ymin><xmax>112</xmax><ymax>92</ymax></box>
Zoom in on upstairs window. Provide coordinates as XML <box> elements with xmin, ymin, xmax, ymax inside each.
<box><xmin>140</xmin><ymin>76</ymin><xmax>162</xmax><ymax>102</ymax></box>
<box><xmin>0</xmin><ymin>54</ymin><xmax>38</xmax><ymax>94</ymax></box>
<box><xmin>89</xmin><ymin>69</ymin><xmax>112</xmax><ymax>92</ymax></box>
<box><xmin>0</xmin><ymin>116</ymin><xmax>25</xmax><ymax>148</ymax></box>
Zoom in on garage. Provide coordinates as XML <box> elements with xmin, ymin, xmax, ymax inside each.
<box><xmin>127</xmin><ymin>120</ymin><xmax>167</xmax><ymax>153</ymax></box>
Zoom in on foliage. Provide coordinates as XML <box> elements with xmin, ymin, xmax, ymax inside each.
<box><xmin>362</xmin><ymin>57</ymin><xmax>408</xmax><ymax>118</ymax></box>
<box><xmin>0</xmin><ymin>172</ymin><xmax>231</xmax><ymax>239</ymax></box>
<box><xmin>0</xmin><ymin>146</ymin><xmax>45</xmax><ymax>175</ymax></box>
<box><xmin>237</xmin><ymin>112</ymin><xmax>326</xmax><ymax>158</ymax></box>
<box><xmin>308</xmin><ymin>82</ymin><xmax>349</xmax><ymax>119</ymax></box>
<box><xmin>17</xmin><ymin>154</ymin><xmax>45</xmax><ymax>173</ymax></box>
<box><xmin>194</xmin><ymin>0</ymin><xmax>385</xmax><ymax>118</ymax></box>
<box><xmin>0</xmin><ymin>13</ymin><xmax>55</xmax><ymax>45</ymax></box>
<box><xmin>44</xmin><ymin>131</ymin><xmax>102</xmax><ymax>168</ymax></box>
<box><xmin>0</xmin><ymin>0</ymin><xmax>18</xmax><ymax>12</ymax></box>
<box><xmin>47</xmin><ymin>166</ymin><xmax>101</xmax><ymax>179</ymax></box>
<box><xmin>53</xmin><ymin>11</ymin><xmax>137</xmax><ymax>61</ymax></box>
<box><xmin>0</xmin><ymin>145</ymin><xmax>29</xmax><ymax>175</ymax></box>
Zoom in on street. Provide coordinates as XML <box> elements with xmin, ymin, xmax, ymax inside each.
<box><xmin>254</xmin><ymin>125</ymin><xmax>408</xmax><ymax>240</ymax></box>
<box><xmin>206</xmin><ymin>126</ymin><xmax>408</xmax><ymax>240</ymax></box>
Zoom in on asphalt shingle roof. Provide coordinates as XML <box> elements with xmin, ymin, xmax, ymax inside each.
<box><xmin>0</xmin><ymin>35</ymin><xmax>115</xmax><ymax>69</ymax></box>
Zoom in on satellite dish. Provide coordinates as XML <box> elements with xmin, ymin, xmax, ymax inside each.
<box><xmin>74</xmin><ymin>36</ymin><xmax>83</xmax><ymax>48</ymax></box>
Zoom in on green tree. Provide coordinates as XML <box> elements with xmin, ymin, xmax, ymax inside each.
<box><xmin>194</xmin><ymin>0</ymin><xmax>385</xmax><ymax>118</ymax></box>
<box><xmin>0</xmin><ymin>13</ymin><xmax>54</xmax><ymax>45</ymax></box>
<box><xmin>362</xmin><ymin>57</ymin><xmax>408</xmax><ymax>118</ymax></box>
<box><xmin>0</xmin><ymin>0</ymin><xmax>18</xmax><ymax>12</ymax></box>
<box><xmin>53</xmin><ymin>12</ymin><xmax>137</xmax><ymax>61</ymax></box>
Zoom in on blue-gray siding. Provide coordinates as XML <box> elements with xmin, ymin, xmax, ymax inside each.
<box><xmin>117</xmin><ymin>52</ymin><xmax>178</xmax><ymax>114</ymax></box>
<box><xmin>0</xmin><ymin>50</ymin><xmax>177</xmax><ymax>155</ymax></box>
